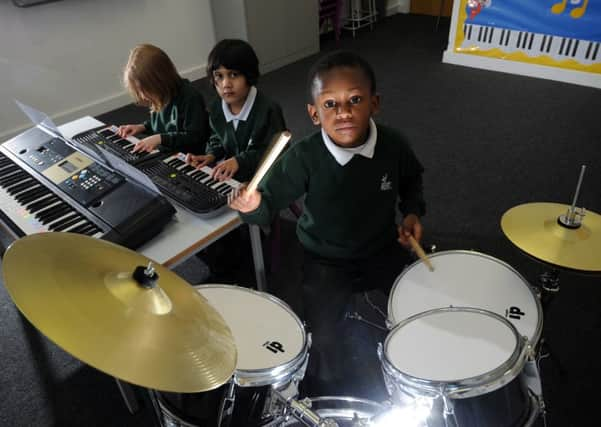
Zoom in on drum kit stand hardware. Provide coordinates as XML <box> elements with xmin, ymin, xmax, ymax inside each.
<box><xmin>3</xmin><ymin>165</ymin><xmax>599</xmax><ymax>426</ymax></box>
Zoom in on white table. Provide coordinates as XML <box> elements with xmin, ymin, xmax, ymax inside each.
<box><xmin>59</xmin><ymin>116</ymin><xmax>267</xmax><ymax>290</ymax></box>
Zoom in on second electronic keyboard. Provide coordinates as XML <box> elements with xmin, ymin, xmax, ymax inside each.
<box><xmin>137</xmin><ymin>154</ymin><xmax>241</xmax><ymax>217</ymax></box>
<box><xmin>71</xmin><ymin>125</ymin><xmax>166</xmax><ymax>166</ymax></box>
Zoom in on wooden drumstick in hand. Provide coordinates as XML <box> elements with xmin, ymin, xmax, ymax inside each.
<box><xmin>246</xmin><ymin>131</ymin><xmax>292</xmax><ymax>194</ymax></box>
<box><xmin>408</xmin><ymin>235</ymin><xmax>434</xmax><ymax>272</ymax></box>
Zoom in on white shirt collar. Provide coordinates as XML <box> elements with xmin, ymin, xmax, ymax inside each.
<box><xmin>321</xmin><ymin>118</ymin><xmax>377</xmax><ymax>166</ymax></box>
<box><xmin>222</xmin><ymin>86</ymin><xmax>257</xmax><ymax>130</ymax></box>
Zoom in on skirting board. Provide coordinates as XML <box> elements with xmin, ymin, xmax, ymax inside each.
<box><xmin>442</xmin><ymin>51</ymin><xmax>601</xmax><ymax>90</ymax></box>
<box><xmin>1</xmin><ymin>64</ymin><xmax>207</xmax><ymax>142</ymax></box>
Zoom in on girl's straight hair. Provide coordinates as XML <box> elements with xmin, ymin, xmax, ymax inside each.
<box><xmin>123</xmin><ymin>44</ymin><xmax>181</xmax><ymax>112</ymax></box>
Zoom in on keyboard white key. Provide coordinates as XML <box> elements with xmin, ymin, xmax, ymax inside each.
<box><xmin>462</xmin><ymin>24</ymin><xmax>601</xmax><ymax>64</ymax></box>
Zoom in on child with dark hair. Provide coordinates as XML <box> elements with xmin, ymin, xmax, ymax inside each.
<box><xmin>186</xmin><ymin>39</ymin><xmax>286</xmax><ymax>182</ymax></box>
<box><xmin>118</xmin><ymin>44</ymin><xmax>209</xmax><ymax>154</ymax></box>
<box><xmin>230</xmin><ymin>50</ymin><xmax>426</xmax><ymax>396</ymax></box>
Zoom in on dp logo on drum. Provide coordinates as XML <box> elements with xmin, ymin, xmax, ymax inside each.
<box><xmin>506</xmin><ymin>306</ymin><xmax>525</xmax><ymax>320</ymax></box>
<box><xmin>263</xmin><ymin>341</ymin><xmax>285</xmax><ymax>354</ymax></box>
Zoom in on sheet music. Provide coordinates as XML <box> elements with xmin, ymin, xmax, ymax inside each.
<box><xmin>98</xmin><ymin>148</ymin><xmax>161</xmax><ymax>194</ymax></box>
<box><xmin>14</xmin><ymin>99</ymin><xmax>64</xmax><ymax>138</ymax></box>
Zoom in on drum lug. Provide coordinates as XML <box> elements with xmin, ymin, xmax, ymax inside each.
<box><xmin>217</xmin><ymin>380</ymin><xmax>236</xmax><ymax>426</ymax></box>
<box><xmin>440</xmin><ymin>389</ymin><xmax>456</xmax><ymax>419</ymax></box>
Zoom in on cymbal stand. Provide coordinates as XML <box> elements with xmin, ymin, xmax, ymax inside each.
<box><xmin>557</xmin><ymin>165</ymin><xmax>587</xmax><ymax>229</ymax></box>
<box><xmin>537</xmin><ymin>165</ymin><xmax>587</xmax><ymax>362</ymax></box>
<box><xmin>537</xmin><ymin>164</ymin><xmax>587</xmax><ymax>337</ymax></box>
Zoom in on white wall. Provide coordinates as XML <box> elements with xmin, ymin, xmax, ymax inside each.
<box><xmin>0</xmin><ymin>0</ymin><xmax>215</xmax><ymax>140</ymax></box>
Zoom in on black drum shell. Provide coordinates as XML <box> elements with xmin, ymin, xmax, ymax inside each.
<box><xmin>158</xmin><ymin>384</ymin><xmax>274</xmax><ymax>427</ymax></box>
<box><xmin>424</xmin><ymin>374</ymin><xmax>532</xmax><ymax>427</ymax></box>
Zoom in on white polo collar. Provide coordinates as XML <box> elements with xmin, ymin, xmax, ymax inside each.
<box><xmin>321</xmin><ymin>118</ymin><xmax>377</xmax><ymax>166</ymax></box>
<box><xmin>222</xmin><ymin>86</ymin><xmax>257</xmax><ymax>130</ymax></box>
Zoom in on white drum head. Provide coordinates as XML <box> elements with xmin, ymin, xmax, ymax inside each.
<box><xmin>195</xmin><ymin>285</ymin><xmax>305</xmax><ymax>371</ymax></box>
<box><xmin>385</xmin><ymin>310</ymin><xmax>517</xmax><ymax>381</ymax></box>
<box><xmin>388</xmin><ymin>251</ymin><xmax>541</xmax><ymax>343</ymax></box>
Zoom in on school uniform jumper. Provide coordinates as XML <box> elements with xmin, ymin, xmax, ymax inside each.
<box><xmin>199</xmin><ymin>87</ymin><xmax>286</xmax><ymax>281</ymax></box>
<box><xmin>240</xmin><ymin>120</ymin><xmax>425</xmax><ymax>396</ymax></box>
<box><xmin>205</xmin><ymin>87</ymin><xmax>287</xmax><ymax>182</ymax></box>
<box><xmin>143</xmin><ymin>78</ymin><xmax>209</xmax><ymax>154</ymax></box>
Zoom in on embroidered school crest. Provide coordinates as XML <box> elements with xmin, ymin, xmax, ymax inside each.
<box><xmin>380</xmin><ymin>174</ymin><xmax>392</xmax><ymax>191</ymax></box>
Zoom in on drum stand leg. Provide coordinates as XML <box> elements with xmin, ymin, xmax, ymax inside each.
<box><xmin>147</xmin><ymin>389</ymin><xmax>166</xmax><ymax>427</ymax></box>
<box><xmin>115</xmin><ymin>379</ymin><xmax>140</xmax><ymax>414</ymax></box>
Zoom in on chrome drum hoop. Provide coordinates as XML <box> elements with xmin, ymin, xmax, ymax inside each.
<box><xmin>380</xmin><ymin>307</ymin><xmax>531</xmax><ymax>400</ymax></box>
<box><xmin>279</xmin><ymin>396</ymin><xmax>386</xmax><ymax>426</ymax></box>
<box><xmin>387</xmin><ymin>250</ymin><xmax>543</xmax><ymax>347</ymax></box>
<box><xmin>234</xmin><ymin>342</ymin><xmax>311</xmax><ymax>388</ymax></box>
<box><xmin>195</xmin><ymin>284</ymin><xmax>311</xmax><ymax>389</ymax></box>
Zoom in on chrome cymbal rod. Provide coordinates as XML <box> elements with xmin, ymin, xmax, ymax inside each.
<box><xmin>559</xmin><ymin>165</ymin><xmax>586</xmax><ymax>228</ymax></box>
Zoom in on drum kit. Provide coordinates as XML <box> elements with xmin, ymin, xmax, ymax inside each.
<box><xmin>3</xmin><ymin>169</ymin><xmax>600</xmax><ymax>426</ymax></box>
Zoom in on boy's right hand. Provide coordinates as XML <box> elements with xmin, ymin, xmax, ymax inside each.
<box><xmin>185</xmin><ymin>154</ymin><xmax>216</xmax><ymax>169</ymax></box>
<box><xmin>229</xmin><ymin>186</ymin><xmax>261</xmax><ymax>213</ymax></box>
<box><xmin>117</xmin><ymin>124</ymin><xmax>145</xmax><ymax>138</ymax></box>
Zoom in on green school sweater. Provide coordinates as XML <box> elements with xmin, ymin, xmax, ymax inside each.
<box><xmin>143</xmin><ymin>79</ymin><xmax>209</xmax><ymax>154</ymax></box>
<box><xmin>206</xmin><ymin>91</ymin><xmax>286</xmax><ymax>182</ymax></box>
<box><xmin>241</xmin><ymin>124</ymin><xmax>426</xmax><ymax>259</ymax></box>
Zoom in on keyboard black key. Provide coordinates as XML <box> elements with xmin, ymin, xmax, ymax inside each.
<box><xmin>29</xmin><ymin>196</ymin><xmax>61</xmax><ymax>213</ymax></box>
<box><xmin>49</xmin><ymin>213</ymin><xmax>81</xmax><ymax>231</ymax></box>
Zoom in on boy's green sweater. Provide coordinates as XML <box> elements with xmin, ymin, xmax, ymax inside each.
<box><xmin>143</xmin><ymin>79</ymin><xmax>209</xmax><ymax>154</ymax></box>
<box><xmin>241</xmin><ymin>124</ymin><xmax>425</xmax><ymax>259</ymax></box>
<box><xmin>206</xmin><ymin>91</ymin><xmax>286</xmax><ymax>182</ymax></box>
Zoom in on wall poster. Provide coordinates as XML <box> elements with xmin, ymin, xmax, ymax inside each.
<box><xmin>452</xmin><ymin>0</ymin><xmax>601</xmax><ymax>74</ymax></box>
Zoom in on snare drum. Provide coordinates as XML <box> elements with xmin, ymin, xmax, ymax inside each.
<box><xmin>158</xmin><ymin>284</ymin><xmax>310</xmax><ymax>427</ymax></box>
<box><xmin>280</xmin><ymin>397</ymin><xmax>385</xmax><ymax>426</ymax></box>
<box><xmin>388</xmin><ymin>250</ymin><xmax>543</xmax><ymax>346</ymax></box>
<box><xmin>379</xmin><ymin>307</ymin><xmax>540</xmax><ymax>427</ymax></box>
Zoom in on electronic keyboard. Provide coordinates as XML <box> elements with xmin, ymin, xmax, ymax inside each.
<box><xmin>0</xmin><ymin>126</ymin><xmax>175</xmax><ymax>249</ymax></box>
<box><xmin>71</xmin><ymin>125</ymin><xmax>166</xmax><ymax>166</ymax></box>
<box><xmin>137</xmin><ymin>153</ymin><xmax>241</xmax><ymax>217</ymax></box>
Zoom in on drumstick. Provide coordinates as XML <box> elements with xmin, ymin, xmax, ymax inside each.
<box><xmin>408</xmin><ymin>235</ymin><xmax>434</xmax><ymax>272</ymax></box>
<box><xmin>246</xmin><ymin>131</ymin><xmax>292</xmax><ymax>194</ymax></box>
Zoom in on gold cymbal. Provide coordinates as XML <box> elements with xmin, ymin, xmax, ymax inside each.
<box><xmin>2</xmin><ymin>233</ymin><xmax>237</xmax><ymax>393</ymax></box>
<box><xmin>501</xmin><ymin>202</ymin><xmax>601</xmax><ymax>272</ymax></box>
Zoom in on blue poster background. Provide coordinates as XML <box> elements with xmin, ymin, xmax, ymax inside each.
<box><xmin>467</xmin><ymin>1</ymin><xmax>601</xmax><ymax>42</ymax></box>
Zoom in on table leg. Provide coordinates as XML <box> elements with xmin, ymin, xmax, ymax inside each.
<box><xmin>249</xmin><ymin>224</ymin><xmax>267</xmax><ymax>291</ymax></box>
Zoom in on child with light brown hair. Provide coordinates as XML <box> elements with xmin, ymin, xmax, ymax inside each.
<box><xmin>118</xmin><ymin>44</ymin><xmax>209</xmax><ymax>154</ymax></box>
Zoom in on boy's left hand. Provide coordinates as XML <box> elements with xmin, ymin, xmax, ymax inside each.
<box><xmin>212</xmin><ymin>157</ymin><xmax>239</xmax><ymax>181</ymax></box>
<box><xmin>397</xmin><ymin>214</ymin><xmax>423</xmax><ymax>248</ymax></box>
<box><xmin>132</xmin><ymin>134</ymin><xmax>161</xmax><ymax>153</ymax></box>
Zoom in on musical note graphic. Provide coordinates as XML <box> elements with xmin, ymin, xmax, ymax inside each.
<box><xmin>551</xmin><ymin>0</ymin><xmax>568</xmax><ymax>15</ymax></box>
<box><xmin>571</xmin><ymin>0</ymin><xmax>588</xmax><ymax>18</ymax></box>
<box><xmin>551</xmin><ymin>0</ymin><xmax>588</xmax><ymax>18</ymax></box>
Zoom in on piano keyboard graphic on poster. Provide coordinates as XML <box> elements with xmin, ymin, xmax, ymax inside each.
<box><xmin>454</xmin><ymin>0</ymin><xmax>601</xmax><ymax>73</ymax></box>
